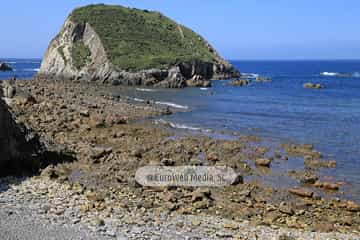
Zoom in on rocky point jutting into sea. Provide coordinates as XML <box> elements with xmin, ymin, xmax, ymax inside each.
<box><xmin>0</xmin><ymin>4</ymin><xmax>359</xmax><ymax>240</ymax></box>
<box><xmin>37</xmin><ymin>4</ymin><xmax>239</xmax><ymax>88</ymax></box>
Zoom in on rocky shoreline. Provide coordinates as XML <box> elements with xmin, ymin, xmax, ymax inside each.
<box><xmin>0</xmin><ymin>79</ymin><xmax>359</xmax><ymax>239</ymax></box>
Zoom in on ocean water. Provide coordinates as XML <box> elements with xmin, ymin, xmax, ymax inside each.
<box><xmin>117</xmin><ymin>60</ymin><xmax>360</xmax><ymax>200</ymax></box>
<box><xmin>1</xmin><ymin>59</ymin><xmax>360</xmax><ymax>199</ymax></box>
<box><xmin>0</xmin><ymin>58</ymin><xmax>41</xmax><ymax>80</ymax></box>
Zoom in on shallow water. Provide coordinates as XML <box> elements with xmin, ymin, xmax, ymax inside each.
<box><xmin>115</xmin><ymin>60</ymin><xmax>360</xmax><ymax>200</ymax></box>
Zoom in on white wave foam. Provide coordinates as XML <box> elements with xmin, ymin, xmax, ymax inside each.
<box><xmin>200</xmin><ymin>88</ymin><xmax>208</xmax><ymax>91</ymax></box>
<box><xmin>169</xmin><ymin>123</ymin><xmax>201</xmax><ymax>131</ymax></box>
<box><xmin>241</xmin><ymin>73</ymin><xmax>259</xmax><ymax>78</ymax></box>
<box><xmin>136</xmin><ymin>88</ymin><xmax>157</xmax><ymax>92</ymax></box>
<box><xmin>133</xmin><ymin>97</ymin><xmax>145</xmax><ymax>102</ymax></box>
<box><xmin>155</xmin><ymin>101</ymin><xmax>188</xmax><ymax>109</ymax></box>
<box><xmin>132</xmin><ymin>98</ymin><xmax>188</xmax><ymax>109</ymax></box>
<box><xmin>24</xmin><ymin>68</ymin><xmax>40</xmax><ymax>72</ymax></box>
<box><xmin>320</xmin><ymin>72</ymin><xmax>339</xmax><ymax>76</ymax></box>
<box><xmin>154</xmin><ymin>119</ymin><xmax>201</xmax><ymax>131</ymax></box>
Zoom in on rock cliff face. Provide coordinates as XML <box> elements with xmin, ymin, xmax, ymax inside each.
<box><xmin>38</xmin><ymin>4</ymin><xmax>239</xmax><ymax>87</ymax></box>
<box><xmin>0</xmin><ymin>82</ymin><xmax>43</xmax><ymax>175</ymax></box>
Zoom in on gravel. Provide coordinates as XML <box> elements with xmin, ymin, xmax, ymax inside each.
<box><xmin>0</xmin><ymin>176</ymin><xmax>359</xmax><ymax>240</ymax></box>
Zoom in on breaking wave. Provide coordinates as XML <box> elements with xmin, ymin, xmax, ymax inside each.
<box><xmin>241</xmin><ymin>73</ymin><xmax>259</xmax><ymax>78</ymax></box>
<box><xmin>320</xmin><ymin>72</ymin><xmax>359</xmax><ymax>77</ymax></box>
<box><xmin>320</xmin><ymin>72</ymin><xmax>339</xmax><ymax>76</ymax></box>
<box><xmin>24</xmin><ymin>68</ymin><xmax>40</xmax><ymax>72</ymax></box>
<box><xmin>154</xmin><ymin>119</ymin><xmax>206</xmax><ymax>131</ymax></box>
<box><xmin>132</xmin><ymin>98</ymin><xmax>188</xmax><ymax>109</ymax></box>
<box><xmin>136</xmin><ymin>88</ymin><xmax>157</xmax><ymax>92</ymax></box>
<box><xmin>155</xmin><ymin>101</ymin><xmax>188</xmax><ymax>109</ymax></box>
<box><xmin>133</xmin><ymin>97</ymin><xmax>145</xmax><ymax>102</ymax></box>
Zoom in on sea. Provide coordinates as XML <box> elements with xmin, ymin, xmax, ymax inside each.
<box><xmin>0</xmin><ymin>58</ymin><xmax>40</xmax><ymax>79</ymax></box>
<box><xmin>1</xmin><ymin>58</ymin><xmax>360</xmax><ymax>200</ymax></box>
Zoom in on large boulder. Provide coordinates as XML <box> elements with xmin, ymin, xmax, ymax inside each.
<box><xmin>0</xmin><ymin>62</ymin><xmax>13</xmax><ymax>71</ymax></box>
<box><xmin>0</xmin><ymin>92</ymin><xmax>43</xmax><ymax>175</ymax></box>
<box><xmin>1</xmin><ymin>81</ymin><xmax>36</xmax><ymax>105</ymax></box>
<box><xmin>37</xmin><ymin>4</ymin><xmax>240</xmax><ymax>87</ymax></box>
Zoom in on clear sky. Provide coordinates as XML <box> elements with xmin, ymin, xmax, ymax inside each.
<box><xmin>1</xmin><ymin>0</ymin><xmax>359</xmax><ymax>60</ymax></box>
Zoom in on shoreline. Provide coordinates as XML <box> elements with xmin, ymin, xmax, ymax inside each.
<box><xmin>1</xmin><ymin>79</ymin><xmax>359</xmax><ymax>239</ymax></box>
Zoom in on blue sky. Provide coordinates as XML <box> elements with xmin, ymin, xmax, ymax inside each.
<box><xmin>1</xmin><ymin>0</ymin><xmax>359</xmax><ymax>59</ymax></box>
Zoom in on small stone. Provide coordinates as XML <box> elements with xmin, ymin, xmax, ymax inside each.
<box><xmin>346</xmin><ymin>201</ymin><xmax>360</xmax><ymax>212</ymax></box>
<box><xmin>279</xmin><ymin>204</ymin><xmax>294</xmax><ymax>216</ymax></box>
<box><xmin>80</xmin><ymin>204</ymin><xmax>91</xmax><ymax>213</ymax></box>
<box><xmin>160</xmin><ymin>158</ymin><xmax>175</xmax><ymax>166</ymax></box>
<box><xmin>289</xmin><ymin>188</ymin><xmax>313</xmax><ymax>198</ymax></box>
<box><xmin>299</xmin><ymin>174</ymin><xmax>318</xmax><ymax>184</ymax></box>
<box><xmin>231</xmin><ymin>174</ymin><xmax>243</xmax><ymax>185</ymax></box>
<box><xmin>314</xmin><ymin>181</ymin><xmax>339</xmax><ymax>191</ymax></box>
<box><xmin>191</xmin><ymin>220</ymin><xmax>201</xmax><ymax>226</ymax></box>
<box><xmin>111</xmin><ymin>79</ymin><xmax>120</xmax><ymax>86</ymax></box>
<box><xmin>312</xmin><ymin>221</ymin><xmax>333</xmax><ymax>232</ymax></box>
<box><xmin>255</xmin><ymin>158</ymin><xmax>272</xmax><ymax>167</ymax></box>
<box><xmin>191</xmin><ymin>188</ymin><xmax>211</xmax><ymax>202</ymax></box>
<box><xmin>207</xmin><ymin>152</ymin><xmax>219</xmax><ymax>162</ymax></box>
<box><xmin>79</xmin><ymin>109</ymin><xmax>90</xmax><ymax>117</ymax></box>
<box><xmin>223</xmin><ymin>223</ymin><xmax>238</xmax><ymax>230</ymax></box>
<box><xmin>93</xmin><ymin>218</ymin><xmax>105</xmax><ymax>227</ymax></box>
<box><xmin>274</xmin><ymin>151</ymin><xmax>282</xmax><ymax>159</ymax></box>
<box><xmin>72</xmin><ymin>218</ymin><xmax>81</xmax><ymax>224</ymax></box>
<box><xmin>88</xmin><ymin>114</ymin><xmax>105</xmax><ymax>128</ymax></box>
<box><xmin>53</xmin><ymin>209</ymin><xmax>65</xmax><ymax>215</ymax></box>
<box><xmin>216</xmin><ymin>231</ymin><xmax>233</xmax><ymax>238</ymax></box>
<box><xmin>342</xmin><ymin>216</ymin><xmax>353</xmax><ymax>226</ymax></box>
<box><xmin>132</xmin><ymin>148</ymin><xmax>144</xmax><ymax>158</ymax></box>
<box><xmin>264</xmin><ymin>212</ymin><xmax>281</xmax><ymax>225</ymax></box>
<box><xmin>90</xmin><ymin>147</ymin><xmax>112</xmax><ymax>159</ymax></box>
<box><xmin>86</xmin><ymin>191</ymin><xmax>105</xmax><ymax>202</ymax></box>
<box><xmin>278</xmin><ymin>234</ymin><xmax>295</xmax><ymax>240</ymax></box>
<box><xmin>106</xmin><ymin>230</ymin><xmax>116</xmax><ymax>237</ymax></box>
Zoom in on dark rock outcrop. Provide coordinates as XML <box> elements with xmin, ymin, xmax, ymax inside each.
<box><xmin>0</xmin><ymin>62</ymin><xmax>13</xmax><ymax>71</ymax></box>
<box><xmin>0</xmin><ymin>84</ymin><xmax>43</xmax><ymax>175</ymax></box>
<box><xmin>303</xmin><ymin>83</ymin><xmax>324</xmax><ymax>89</ymax></box>
<box><xmin>0</xmin><ymin>81</ymin><xmax>74</xmax><ymax>176</ymax></box>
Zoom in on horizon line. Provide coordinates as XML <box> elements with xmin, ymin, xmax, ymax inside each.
<box><xmin>1</xmin><ymin>57</ymin><xmax>360</xmax><ymax>62</ymax></box>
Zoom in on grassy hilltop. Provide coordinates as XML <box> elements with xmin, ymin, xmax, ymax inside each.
<box><xmin>70</xmin><ymin>4</ymin><xmax>217</xmax><ymax>71</ymax></box>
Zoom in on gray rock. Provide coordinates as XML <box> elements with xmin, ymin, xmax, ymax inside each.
<box><xmin>3</xmin><ymin>84</ymin><xmax>16</xmax><ymax>98</ymax></box>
